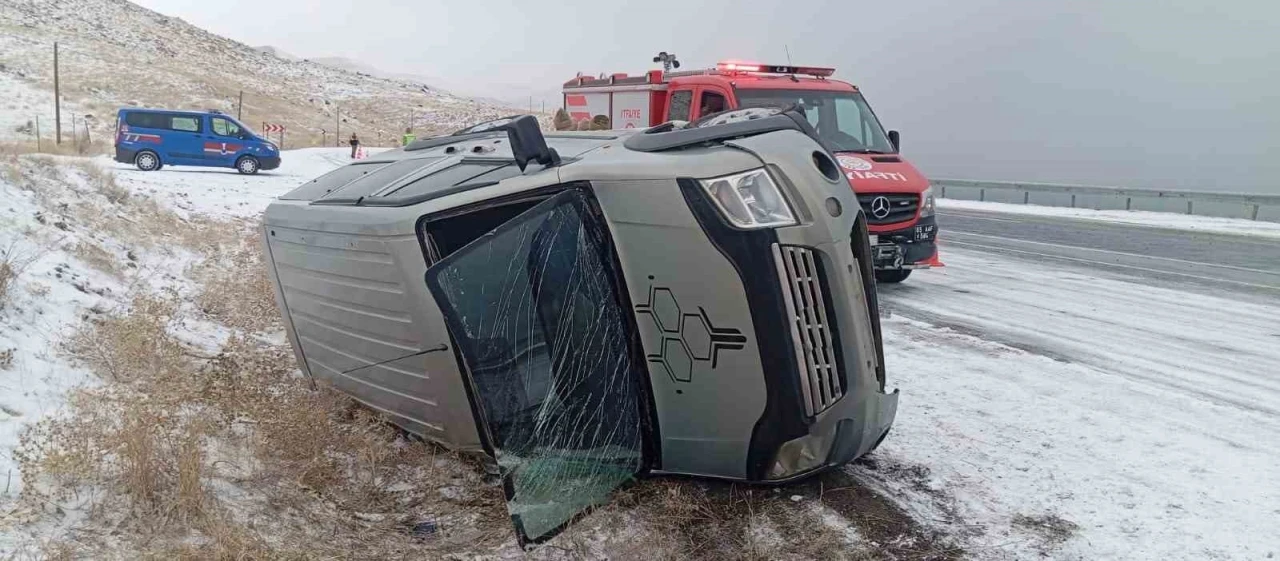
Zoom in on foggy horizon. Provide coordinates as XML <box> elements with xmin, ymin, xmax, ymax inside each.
<box><xmin>132</xmin><ymin>0</ymin><xmax>1279</xmax><ymax>193</ymax></box>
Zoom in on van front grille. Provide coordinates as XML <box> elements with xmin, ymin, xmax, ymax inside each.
<box><xmin>771</xmin><ymin>244</ymin><xmax>843</xmax><ymax>416</ymax></box>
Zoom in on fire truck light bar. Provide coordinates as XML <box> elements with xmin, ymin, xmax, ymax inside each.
<box><xmin>716</xmin><ymin>61</ymin><xmax>835</xmax><ymax>78</ymax></box>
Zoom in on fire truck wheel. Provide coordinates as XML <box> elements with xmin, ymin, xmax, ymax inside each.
<box><xmin>236</xmin><ymin>156</ymin><xmax>260</xmax><ymax>175</ymax></box>
<box><xmin>874</xmin><ymin>269</ymin><xmax>912</xmax><ymax>284</ymax></box>
<box><xmin>134</xmin><ymin>151</ymin><xmax>160</xmax><ymax>172</ymax></box>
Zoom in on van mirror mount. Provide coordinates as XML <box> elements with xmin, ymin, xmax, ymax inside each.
<box><xmin>494</xmin><ymin>115</ymin><xmax>561</xmax><ymax>172</ymax></box>
<box><xmin>888</xmin><ymin>130</ymin><xmax>900</xmax><ymax>152</ymax></box>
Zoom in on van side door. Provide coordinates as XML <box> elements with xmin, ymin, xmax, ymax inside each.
<box><xmin>206</xmin><ymin>116</ymin><xmax>247</xmax><ymax>167</ymax></box>
<box><xmin>424</xmin><ymin>188</ymin><xmax>652</xmax><ymax>547</ymax></box>
<box><xmin>165</xmin><ymin>113</ymin><xmax>205</xmax><ymax>165</ymax></box>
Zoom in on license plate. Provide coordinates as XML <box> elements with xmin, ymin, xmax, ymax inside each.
<box><xmin>869</xmin><ymin>235</ymin><xmax>878</xmax><ymax>245</ymax></box>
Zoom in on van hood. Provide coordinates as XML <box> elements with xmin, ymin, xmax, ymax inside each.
<box><xmin>834</xmin><ymin>153</ymin><xmax>929</xmax><ymax>194</ymax></box>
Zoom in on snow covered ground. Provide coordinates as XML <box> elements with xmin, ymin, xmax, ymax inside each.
<box><xmin>861</xmin><ymin>247</ymin><xmax>1280</xmax><ymax>560</ymax></box>
<box><xmin>107</xmin><ymin>147</ymin><xmax>384</xmax><ymax>219</ymax></box>
<box><xmin>0</xmin><ymin>148</ymin><xmax>352</xmax><ymax>543</ymax></box>
<box><xmin>939</xmin><ymin>198</ymin><xmax>1280</xmax><ymax>239</ymax></box>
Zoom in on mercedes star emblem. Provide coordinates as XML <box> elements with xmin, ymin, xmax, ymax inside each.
<box><xmin>870</xmin><ymin>196</ymin><xmax>891</xmax><ymax>219</ymax></box>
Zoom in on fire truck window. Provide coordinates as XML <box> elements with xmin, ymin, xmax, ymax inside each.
<box><xmin>668</xmin><ymin>90</ymin><xmax>692</xmax><ymax>121</ymax></box>
<box><xmin>735</xmin><ymin>90</ymin><xmax>895</xmax><ymax>153</ymax></box>
<box><xmin>699</xmin><ymin>91</ymin><xmax>727</xmax><ymax>116</ymax></box>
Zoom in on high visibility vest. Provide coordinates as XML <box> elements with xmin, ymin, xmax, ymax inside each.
<box><xmin>402</xmin><ymin>133</ymin><xmax>416</xmax><ymax>145</ymax></box>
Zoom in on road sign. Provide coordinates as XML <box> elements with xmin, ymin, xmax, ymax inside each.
<box><xmin>262</xmin><ymin>123</ymin><xmax>285</xmax><ymax>133</ymax></box>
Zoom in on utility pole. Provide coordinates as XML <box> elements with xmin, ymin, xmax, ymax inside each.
<box><xmin>335</xmin><ymin>108</ymin><xmax>341</xmax><ymax>147</ymax></box>
<box><xmin>237</xmin><ymin>90</ymin><xmax>244</xmax><ymax>120</ymax></box>
<box><xmin>35</xmin><ymin>116</ymin><xmax>41</xmax><ymax>152</ymax></box>
<box><xmin>54</xmin><ymin>42</ymin><xmax>61</xmax><ymax>145</ymax></box>
<box><xmin>71</xmin><ymin>113</ymin><xmax>77</xmax><ymax>150</ymax></box>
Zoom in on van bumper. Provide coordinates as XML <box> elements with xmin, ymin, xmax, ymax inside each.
<box><xmin>259</xmin><ymin>156</ymin><xmax>282</xmax><ymax>170</ymax></box>
<box><xmin>114</xmin><ymin>147</ymin><xmax>136</xmax><ymax>164</ymax></box>
<box><xmin>766</xmin><ymin>388</ymin><xmax>899</xmax><ymax>482</ymax></box>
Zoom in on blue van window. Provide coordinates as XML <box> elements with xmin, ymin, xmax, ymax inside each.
<box><xmin>171</xmin><ymin>116</ymin><xmax>201</xmax><ymax>133</ymax></box>
<box><xmin>126</xmin><ymin>112</ymin><xmax>202</xmax><ymax>133</ymax></box>
<box><xmin>211</xmin><ymin>117</ymin><xmax>241</xmax><ymax>137</ymax></box>
<box><xmin>125</xmin><ymin>112</ymin><xmax>168</xmax><ymax>129</ymax></box>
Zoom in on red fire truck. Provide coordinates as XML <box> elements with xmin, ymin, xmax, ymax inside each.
<box><xmin>563</xmin><ymin>61</ymin><xmax>941</xmax><ymax>283</ymax></box>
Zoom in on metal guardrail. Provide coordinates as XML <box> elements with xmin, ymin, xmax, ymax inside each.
<box><xmin>931</xmin><ymin>178</ymin><xmax>1280</xmax><ymax>222</ymax></box>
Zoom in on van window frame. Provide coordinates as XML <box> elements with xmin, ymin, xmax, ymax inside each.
<box><xmin>169</xmin><ymin>114</ymin><xmax>203</xmax><ymax>133</ymax></box>
<box><xmin>210</xmin><ymin>116</ymin><xmax>243</xmax><ymax>138</ymax></box>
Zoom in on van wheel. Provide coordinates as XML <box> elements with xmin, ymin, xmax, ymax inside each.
<box><xmin>874</xmin><ymin>269</ymin><xmax>912</xmax><ymax>284</ymax></box>
<box><xmin>236</xmin><ymin>156</ymin><xmax>260</xmax><ymax>175</ymax></box>
<box><xmin>134</xmin><ymin>151</ymin><xmax>160</xmax><ymax>171</ymax></box>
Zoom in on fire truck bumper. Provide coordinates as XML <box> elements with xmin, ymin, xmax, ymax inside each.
<box><xmin>869</xmin><ymin>215</ymin><xmax>942</xmax><ymax>270</ymax></box>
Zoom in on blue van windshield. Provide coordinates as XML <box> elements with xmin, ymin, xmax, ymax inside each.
<box><xmin>211</xmin><ymin>116</ymin><xmax>257</xmax><ymax>138</ymax></box>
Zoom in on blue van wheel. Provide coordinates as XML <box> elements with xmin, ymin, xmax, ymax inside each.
<box><xmin>236</xmin><ymin>156</ymin><xmax>260</xmax><ymax>175</ymax></box>
<box><xmin>135</xmin><ymin>151</ymin><xmax>160</xmax><ymax>171</ymax></box>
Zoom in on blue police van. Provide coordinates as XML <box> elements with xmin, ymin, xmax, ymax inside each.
<box><xmin>114</xmin><ymin>108</ymin><xmax>281</xmax><ymax>174</ymax></box>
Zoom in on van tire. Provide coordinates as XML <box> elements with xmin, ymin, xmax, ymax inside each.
<box><xmin>134</xmin><ymin>151</ymin><xmax>160</xmax><ymax>172</ymax></box>
<box><xmin>874</xmin><ymin>269</ymin><xmax>912</xmax><ymax>284</ymax></box>
<box><xmin>236</xmin><ymin>156</ymin><xmax>260</xmax><ymax>175</ymax></box>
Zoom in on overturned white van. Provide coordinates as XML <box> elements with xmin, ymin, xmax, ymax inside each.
<box><xmin>261</xmin><ymin>111</ymin><xmax>898</xmax><ymax>545</ymax></box>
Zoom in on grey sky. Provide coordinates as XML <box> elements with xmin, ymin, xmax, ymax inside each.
<box><xmin>133</xmin><ymin>0</ymin><xmax>1278</xmax><ymax>192</ymax></box>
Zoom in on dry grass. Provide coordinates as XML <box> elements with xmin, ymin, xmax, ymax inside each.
<box><xmin>0</xmin><ymin>241</ymin><xmax>44</xmax><ymax>310</ymax></box>
<box><xmin>191</xmin><ymin>230</ymin><xmax>279</xmax><ymax>332</ymax></box>
<box><xmin>72</xmin><ymin>241</ymin><xmax>121</xmax><ymax>277</ymax></box>
<box><xmin>1012</xmin><ymin>512</ymin><xmax>1079</xmax><ymax>551</ymax></box>
<box><xmin>0</xmin><ymin>139</ymin><xmax>111</xmax><ymax>158</ymax></box>
<box><xmin>17</xmin><ymin>255</ymin><xmax>512</xmax><ymax>559</ymax></box>
<box><xmin>65</xmin><ymin>158</ymin><xmax>129</xmax><ymax>204</ymax></box>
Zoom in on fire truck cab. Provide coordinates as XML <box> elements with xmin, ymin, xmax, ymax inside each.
<box><xmin>563</xmin><ymin>62</ymin><xmax>941</xmax><ymax>282</ymax></box>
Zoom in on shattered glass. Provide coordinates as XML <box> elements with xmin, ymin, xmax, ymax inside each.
<box><xmin>424</xmin><ymin>189</ymin><xmax>647</xmax><ymax>546</ymax></box>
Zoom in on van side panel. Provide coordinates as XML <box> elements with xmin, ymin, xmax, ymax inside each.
<box><xmin>262</xmin><ymin>211</ymin><xmax>483</xmax><ymax>453</ymax></box>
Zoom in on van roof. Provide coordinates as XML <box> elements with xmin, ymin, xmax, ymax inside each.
<box><xmin>119</xmin><ymin>108</ymin><xmax>226</xmax><ymax>116</ymax></box>
<box><xmin>281</xmin><ymin>131</ymin><xmax>620</xmax><ymax>206</ymax></box>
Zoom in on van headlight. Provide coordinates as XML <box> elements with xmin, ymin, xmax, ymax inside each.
<box><xmin>921</xmin><ymin>186</ymin><xmax>936</xmax><ymax>217</ymax></box>
<box><xmin>699</xmin><ymin>169</ymin><xmax>797</xmax><ymax>229</ymax></box>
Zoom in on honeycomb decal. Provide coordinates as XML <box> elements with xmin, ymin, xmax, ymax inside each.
<box><xmin>635</xmin><ymin>282</ymin><xmax>748</xmax><ymax>383</ymax></box>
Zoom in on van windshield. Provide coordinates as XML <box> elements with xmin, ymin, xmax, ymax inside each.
<box><xmin>736</xmin><ymin>89</ymin><xmax>895</xmax><ymax>154</ymax></box>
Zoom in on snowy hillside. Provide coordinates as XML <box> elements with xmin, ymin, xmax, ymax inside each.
<box><xmin>0</xmin><ymin>0</ymin><xmax>521</xmax><ymax>146</ymax></box>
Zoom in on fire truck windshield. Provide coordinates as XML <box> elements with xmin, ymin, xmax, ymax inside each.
<box><xmin>736</xmin><ymin>90</ymin><xmax>895</xmax><ymax>154</ymax></box>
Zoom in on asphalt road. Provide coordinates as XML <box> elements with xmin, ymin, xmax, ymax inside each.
<box><xmin>934</xmin><ymin>207</ymin><xmax>1280</xmax><ymax>297</ymax></box>
<box><xmin>866</xmin><ymin>208</ymin><xmax>1280</xmax><ymax>560</ymax></box>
